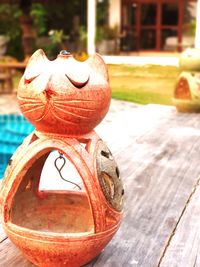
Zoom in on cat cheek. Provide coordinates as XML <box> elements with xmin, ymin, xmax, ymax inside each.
<box><xmin>24</xmin><ymin>75</ymin><xmax>50</xmax><ymax>95</ymax></box>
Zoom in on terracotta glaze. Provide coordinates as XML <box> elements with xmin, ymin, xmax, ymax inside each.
<box><xmin>0</xmin><ymin>50</ymin><xmax>124</xmax><ymax>267</ymax></box>
<box><xmin>173</xmin><ymin>48</ymin><xmax>200</xmax><ymax>113</ymax></box>
<box><xmin>17</xmin><ymin>49</ymin><xmax>111</xmax><ymax>135</ymax></box>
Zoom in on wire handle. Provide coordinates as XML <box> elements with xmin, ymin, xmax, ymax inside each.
<box><xmin>54</xmin><ymin>152</ymin><xmax>82</xmax><ymax>190</ymax></box>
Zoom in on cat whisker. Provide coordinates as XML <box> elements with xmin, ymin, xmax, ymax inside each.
<box><xmin>22</xmin><ymin>105</ymin><xmax>44</xmax><ymax>114</ymax></box>
<box><xmin>20</xmin><ymin>102</ymin><xmax>44</xmax><ymax>108</ymax></box>
<box><xmin>54</xmin><ymin>105</ymin><xmax>91</xmax><ymax>120</ymax></box>
<box><xmin>51</xmin><ymin>110</ymin><xmax>77</xmax><ymax>125</ymax></box>
<box><xmin>54</xmin><ymin>102</ymin><xmax>96</xmax><ymax>112</ymax></box>
<box><xmin>34</xmin><ymin>104</ymin><xmax>51</xmax><ymax>122</ymax></box>
<box><xmin>54</xmin><ymin>99</ymin><xmax>95</xmax><ymax>104</ymax></box>
<box><xmin>18</xmin><ymin>96</ymin><xmax>42</xmax><ymax>102</ymax></box>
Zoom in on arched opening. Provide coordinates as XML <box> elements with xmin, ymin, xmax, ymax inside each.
<box><xmin>175</xmin><ymin>77</ymin><xmax>192</xmax><ymax>100</ymax></box>
<box><xmin>38</xmin><ymin>150</ymin><xmax>85</xmax><ymax>192</ymax></box>
<box><xmin>10</xmin><ymin>149</ymin><xmax>94</xmax><ymax>234</ymax></box>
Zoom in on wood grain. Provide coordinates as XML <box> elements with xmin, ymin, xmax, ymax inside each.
<box><xmin>0</xmin><ymin>223</ymin><xmax>7</xmax><ymax>243</ymax></box>
<box><xmin>91</xmin><ymin>105</ymin><xmax>200</xmax><ymax>267</ymax></box>
<box><xmin>159</xmin><ymin>176</ymin><xmax>200</xmax><ymax>267</ymax></box>
<box><xmin>0</xmin><ymin>238</ymin><xmax>34</xmax><ymax>267</ymax></box>
<box><xmin>2</xmin><ymin>103</ymin><xmax>200</xmax><ymax>267</ymax></box>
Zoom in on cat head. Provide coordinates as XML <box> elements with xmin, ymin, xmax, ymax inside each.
<box><xmin>18</xmin><ymin>49</ymin><xmax>111</xmax><ymax>135</ymax></box>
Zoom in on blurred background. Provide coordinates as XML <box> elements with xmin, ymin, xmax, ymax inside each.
<box><xmin>0</xmin><ymin>0</ymin><xmax>197</xmax><ymax>60</ymax></box>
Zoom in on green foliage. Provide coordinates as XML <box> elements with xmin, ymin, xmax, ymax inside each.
<box><xmin>30</xmin><ymin>3</ymin><xmax>47</xmax><ymax>36</ymax></box>
<box><xmin>184</xmin><ymin>19</ymin><xmax>196</xmax><ymax>37</ymax></box>
<box><xmin>48</xmin><ymin>29</ymin><xmax>67</xmax><ymax>45</ymax></box>
<box><xmin>96</xmin><ymin>0</ymin><xmax>109</xmax><ymax>26</ymax></box>
<box><xmin>79</xmin><ymin>26</ymin><xmax>87</xmax><ymax>44</ymax></box>
<box><xmin>0</xmin><ymin>4</ymin><xmax>22</xmax><ymax>40</ymax></box>
<box><xmin>96</xmin><ymin>1</ymin><xmax>118</xmax><ymax>43</ymax></box>
<box><xmin>112</xmin><ymin>90</ymin><xmax>173</xmax><ymax>105</ymax></box>
<box><xmin>0</xmin><ymin>3</ymin><xmax>47</xmax><ymax>59</ymax></box>
<box><xmin>96</xmin><ymin>25</ymin><xmax>118</xmax><ymax>43</ymax></box>
<box><xmin>96</xmin><ymin>0</ymin><xmax>109</xmax><ymax>43</ymax></box>
<box><xmin>8</xmin><ymin>35</ymin><xmax>24</xmax><ymax>61</ymax></box>
<box><xmin>0</xmin><ymin>4</ymin><xmax>23</xmax><ymax>59</ymax></box>
<box><xmin>42</xmin><ymin>29</ymin><xmax>68</xmax><ymax>58</ymax></box>
<box><xmin>45</xmin><ymin>1</ymin><xmax>86</xmax><ymax>35</ymax></box>
<box><xmin>183</xmin><ymin>2</ymin><xmax>196</xmax><ymax>37</ymax></box>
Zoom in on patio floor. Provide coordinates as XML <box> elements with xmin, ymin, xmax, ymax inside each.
<box><xmin>102</xmin><ymin>52</ymin><xmax>179</xmax><ymax>66</ymax></box>
<box><xmin>0</xmin><ymin>94</ymin><xmax>20</xmax><ymax>114</ymax></box>
<box><xmin>1</xmin><ymin>96</ymin><xmax>200</xmax><ymax>266</ymax></box>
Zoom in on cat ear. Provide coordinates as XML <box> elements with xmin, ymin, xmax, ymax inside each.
<box><xmin>24</xmin><ymin>49</ymin><xmax>49</xmax><ymax>83</ymax></box>
<box><xmin>64</xmin><ymin>58</ymin><xmax>90</xmax><ymax>88</ymax></box>
<box><xmin>86</xmin><ymin>53</ymin><xmax>109</xmax><ymax>82</ymax></box>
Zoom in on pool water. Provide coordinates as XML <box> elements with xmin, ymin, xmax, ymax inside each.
<box><xmin>0</xmin><ymin>115</ymin><xmax>34</xmax><ymax>178</ymax></box>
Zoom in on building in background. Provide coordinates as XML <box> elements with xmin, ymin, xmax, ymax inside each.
<box><xmin>0</xmin><ymin>0</ymin><xmax>197</xmax><ymax>58</ymax></box>
<box><xmin>107</xmin><ymin>0</ymin><xmax>197</xmax><ymax>53</ymax></box>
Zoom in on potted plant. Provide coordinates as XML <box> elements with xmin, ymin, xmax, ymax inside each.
<box><xmin>96</xmin><ymin>25</ymin><xmax>119</xmax><ymax>55</ymax></box>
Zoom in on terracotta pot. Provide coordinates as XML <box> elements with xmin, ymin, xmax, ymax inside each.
<box><xmin>0</xmin><ymin>50</ymin><xmax>123</xmax><ymax>267</ymax></box>
<box><xmin>173</xmin><ymin>71</ymin><xmax>200</xmax><ymax>113</ymax></box>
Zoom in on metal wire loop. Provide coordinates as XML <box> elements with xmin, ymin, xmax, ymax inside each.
<box><xmin>54</xmin><ymin>151</ymin><xmax>82</xmax><ymax>190</ymax></box>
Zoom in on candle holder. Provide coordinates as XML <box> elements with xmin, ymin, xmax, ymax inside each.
<box><xmin>173</xmin><ymin>48</ymin><xmax>200</xmax><ymax>112</ymax></box>
<box><xmin>0</xmin><ymin>50</ymin><xmax>124</xmax><ymax>267</ymax></box>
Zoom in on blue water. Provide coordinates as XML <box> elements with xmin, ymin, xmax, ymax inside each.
<box><xmin>0</xmin><ymin>115</ymin><xmax>34</xmax><ymax>178</ymax></box>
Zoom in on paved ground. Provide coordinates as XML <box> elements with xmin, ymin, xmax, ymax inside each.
<box><xmin>0</xmin><ymin>94</ymin><xmax>20</xmax><ymax>114</ymax></box>
<box><xmin>102</xmin><ymin>52</ymin><xmax>179</xmax><ymax>66</ymax></box>
<box><xmin>103</xmin><ymin>55</ymin><xmax>179</xmax><ymax>66</ymax></box>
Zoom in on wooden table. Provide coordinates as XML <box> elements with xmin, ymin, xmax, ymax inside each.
<box><xmin>0</xmin><ymin>62</ymin><xmax>26</xmax><ymax>71</ymax></box>
<box><xmin>1</xmin><ymin>103</ymin><xmax>200</xmax><ymax>267</ymax></box>
<box><xmin>0</xmin><ymin>61</ymin><xmax>26</xmax><ymax>93</ymax></box>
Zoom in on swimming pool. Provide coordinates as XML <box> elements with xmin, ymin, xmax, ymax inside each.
<box><xmin>0</xmin><ymin>114</ymin><xmax>34</xmax><ymax>178</ymax></box>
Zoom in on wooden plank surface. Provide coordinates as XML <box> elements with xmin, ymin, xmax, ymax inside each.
<box><xmin>159</xmin><ymin>176</ymin><xmax>200</xmax><ymax>267</ymax></box>
<box><xmin>1</xmin><ymin>103</ymin><xmax>200</xmax><ymax>267</ymax></box>
<box><xmin>89</xmin><ymin>104</ymin><xmax>200</xmax><ymax>266</ymax></box>
<box><xmin>0</xmin><ymin>238</ymin><xmax>34</xmax><ymax>267</ymax></box>
<box><xmin>0</xmin><ymin>223</ymin><xmax>7</xmax><ymax>243</ymax></box>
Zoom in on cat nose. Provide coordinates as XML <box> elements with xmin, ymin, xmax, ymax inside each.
<box><xmin>42</xmin><ymin>75</ymin><xmax>56</xmax><ymax>97</ymax></box>
<box><xmin>44</xmin><ymin>87</ymin><xmax>57</xmax><ymax>98</ymax></box>
<box><xmin>45</xmin><ymin>87</ymin><xmax>53</xmax><ymax>93</ymax></box>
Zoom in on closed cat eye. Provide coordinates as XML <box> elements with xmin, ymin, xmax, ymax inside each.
<box><xmin>65</xmin><ymin>74</ymin><xmax>90</xmax><ymax>89</ymax></box>
<box><xmin>24</xmin><ymin>74</ymin><xmax>41</xmax><ymax>85</ymax></box>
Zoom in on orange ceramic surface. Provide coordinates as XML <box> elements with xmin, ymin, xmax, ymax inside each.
<box><xmin>0</xmin><ymin>50</ymin><xmax>123</xmax><ymax>267</ymax></box>
<box><xmin>17</xmin><ymin>49</ymin><xmax>111</xmax><ymax>135</ymax></box>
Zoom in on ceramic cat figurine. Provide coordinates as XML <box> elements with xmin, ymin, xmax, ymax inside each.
<box><xmin>18</xmin><ymin>49</ymin><xmax>111</xmax><ymax>135</ymax></box>
<box><xmin>0</xmin><ymin>50</ymin><xmax>123</xmax><ymax>267</ymax></box>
